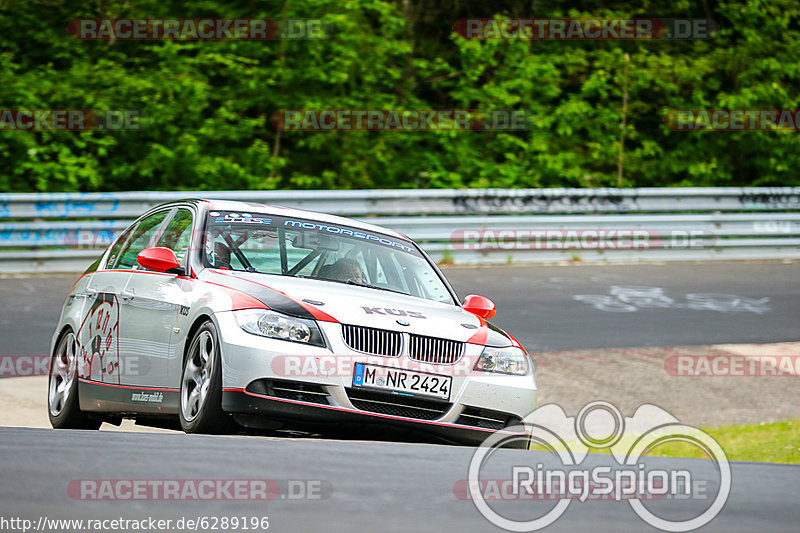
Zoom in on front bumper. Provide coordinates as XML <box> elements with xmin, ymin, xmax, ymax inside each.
<box><xmin>221</xmin><ymin>388</ymin><xmax>530</xmax><ymax>446</ymax></box>
<box><xmin>216</xmin><ymin>312</ymin><xmax>538</xmax><ymax>445</ymax></box>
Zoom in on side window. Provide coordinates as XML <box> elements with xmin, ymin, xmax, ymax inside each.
<box><xmin>105</xmin><ymin>225</ymin><xmax>135</xmax><ymax>270</ymax></box>
<box><xmin>114</xmin><ymin>210</ymin><xmax>171</xmax><ymax>270</ymax></box>
<box><xmin>157</xmin><ymin>209</ymin><xmax>194</xmax><ymax>264</ymax></box>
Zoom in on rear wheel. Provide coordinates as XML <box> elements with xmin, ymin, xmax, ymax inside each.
<box><xmin>179</xmin><ymin>321</ymin><xmax>228</xmax><ymax>433</ymax></box>
<box><xmin>48</xmin><ymin>329</ymin><xmax>101</xmax><ymax>430</ymax></box>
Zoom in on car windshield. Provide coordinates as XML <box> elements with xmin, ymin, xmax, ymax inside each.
<box><xmin>203</xmin><ymin>210</ymin><xmax>454</xmax><ymax>304</ymax></box>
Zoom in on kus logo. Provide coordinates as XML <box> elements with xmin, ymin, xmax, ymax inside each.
<box><xmin>361</xmin><ymin>307</ymin><xmax>426</xmax><ymax>319</ymax></box>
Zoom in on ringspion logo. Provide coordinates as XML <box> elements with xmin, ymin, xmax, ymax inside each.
<box><xmin>466</xmin><ymin>401</ymin><xmax>730</xmax><ymax>531</ymax></box>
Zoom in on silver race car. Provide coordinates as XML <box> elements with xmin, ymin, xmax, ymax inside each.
<box><xmin>48</xmin><ymin>200</ymin><xmax>537</xmax><ymax>445</ymax></box>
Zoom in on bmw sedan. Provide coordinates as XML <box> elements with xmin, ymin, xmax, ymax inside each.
<box><xmin>48</xmin><ymin>199</ymin><xmax>537</xmax><ymax>446</ymax></box>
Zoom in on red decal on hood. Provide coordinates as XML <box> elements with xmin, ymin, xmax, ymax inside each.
<box><xmin>224</xmin><ymin>289</ymin><xmax>271</xmax><ymax>311</ymax></box>
<box><xmin>209</xmin><ymin>270</ymin><xmax>338</xmax><ymax>323</ymax></box>
<box><xmin>294</xmin><ymin>299</ymin><xmax>338</xmax><ymax>323</ymax></box>
<box><xmin>199</xmin><ymin>280</ymin><xmax>270</xmax><ymax>311</ymax></box>
<box><xmin>466</xmin><ymin>317</ymin><xmax>489</xmax><ymax>345</ymax></box>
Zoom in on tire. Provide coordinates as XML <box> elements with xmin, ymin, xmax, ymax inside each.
<box><xmin>48</xmin><ymin>329</ymin><xmax>101</xmax><ymax>430</ymax></box>
<box><xmin>179</xmin><ymin>320</ymin><xmax>228</xmax><ymax>433</ymax></box>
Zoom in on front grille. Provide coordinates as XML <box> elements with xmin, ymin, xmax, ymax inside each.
<box><xmin>408</xmin><ymin>334</ymin><xmax>465</xmax><ymax>364</ymax></box>
<box><xmin>346</xmin><ymin>388</ymin><xmax>451</xmax><ymax>420</ymax></box>
<box><xmin>456</xmin><ymin>407</ymin><xmax>522</xmax><ymax>430</ymax></box>
<box><xmin>342</xmin><ymin>324</ymin><xmax>402</xmax><ymax>356</ymax></box>
<box><xmin>246</xmin><ymin>379</ymin><xmax>331</xmax><ymax>405</ymax></box>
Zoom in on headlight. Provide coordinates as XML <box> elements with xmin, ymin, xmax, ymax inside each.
<box><xmin>474</xmin><ymin>346</ymin><xmax>529</xmax><ymax>375</ymax></box>
<box><xmin>233</xmin><ymin>309</ymin><xmax>326</xmax><ymax>347</ymax></box>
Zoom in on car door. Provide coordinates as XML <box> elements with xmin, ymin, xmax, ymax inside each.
<box><xmin>119</xmin><ymin>207</ymin><xmax>196</xmax><ymax>390</ymax></box>
<box><xmin>76</xmin><ymin>225</ymin><xmax>136</xmax><ymax>386</ymax></box>
<box><xmin>105</xmin><ymin>208</ymin><xmax>174</xmax><ymax>389</ymax></box>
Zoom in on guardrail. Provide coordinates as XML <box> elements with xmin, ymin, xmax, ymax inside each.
<box><xmin>1</xmin><ymin>188</ymin><xmax>799</xmax><ymax>272</ymax></box>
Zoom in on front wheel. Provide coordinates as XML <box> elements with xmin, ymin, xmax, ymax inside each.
<box><xmin>179</xmin><ymin>321</ymin><xmax>228</xmax><ymax>433</ymax></box>
<box><xmin>48</xmin><ymin>329</ymin><xmax>101</xmax><ymax>430</ymax></box>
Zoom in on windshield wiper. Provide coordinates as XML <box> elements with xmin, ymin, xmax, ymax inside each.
<box><xmin>345</xmin><ymin>279</ymin><xmax>409</xmax><ymax>296</ymax></box>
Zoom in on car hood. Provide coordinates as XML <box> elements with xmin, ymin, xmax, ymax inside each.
<box><xmin>202</xmin><ymin>269</ymin><xmax>512</xmax><ymax>346</ymax></box>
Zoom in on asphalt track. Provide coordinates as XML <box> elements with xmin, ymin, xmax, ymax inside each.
<box><xmin>446</xmin><ymin>261</ymin><xmax>800</xmax><ymax>351</ymax></box>
<box><xmin>1</xmin><ymin>262</ymin><xmax>798</xmax><ymax>532</ymax></box>
<box><xmin>1</xmin><ymin>261</ymin><xmax>798</xmax><ymax>356</ymax></box>
<box><xmin>1</xmin><ymin>427</ymin><xmax>798</xmax><ymax>533</ymax></box>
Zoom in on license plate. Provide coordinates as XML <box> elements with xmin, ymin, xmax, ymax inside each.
<box><xmin>352</xmin><ymin>363</ymin><xmax>451</xmax><ymax>401</ymax></box>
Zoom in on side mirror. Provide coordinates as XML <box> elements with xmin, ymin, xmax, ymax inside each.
<box><xmin>137</xmin><ymin>247</ymin><xmax>184</xmax><ymax>274</ymax></box>
<box><xmin>463</xmin><ymin>294</ymin><xmax>496</xmax><ymax>319</ymax></box>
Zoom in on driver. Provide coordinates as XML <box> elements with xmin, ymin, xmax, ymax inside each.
<box><xmin>320</xmin><ymin>258</ymin><xmax>366</xmax><ymax>283</ymax></box>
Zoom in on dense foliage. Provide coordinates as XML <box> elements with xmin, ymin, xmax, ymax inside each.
<box><xmin>1</xmin><ymin>0</ymin><xmax>798</xmax><ymax>192</ymax></box>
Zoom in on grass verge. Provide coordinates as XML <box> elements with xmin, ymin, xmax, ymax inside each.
<box><xmin>646</xmin><ymin>420</ymin><xmax>800</xmax><ymax>464</ymax></box>
<box><xmin>529</xmin><ymin>420</ymin><xmax>800</xmax><ymax>464</ymax></box>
